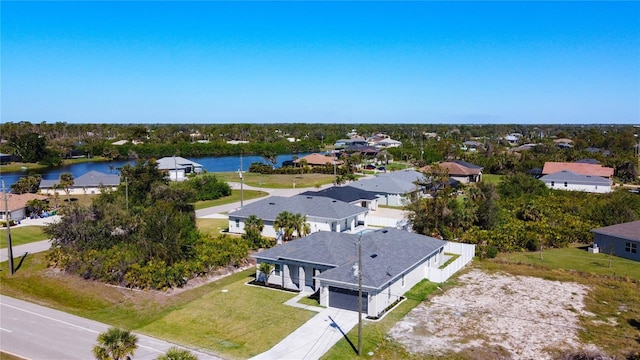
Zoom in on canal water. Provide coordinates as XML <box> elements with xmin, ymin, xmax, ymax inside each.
<box><xmin>0</xmin><ymin>153</ymin><xmax>311</xmax><ymax>191</ymax></box>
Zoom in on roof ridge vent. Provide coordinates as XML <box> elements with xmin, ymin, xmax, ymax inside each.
<box><xmin>268</xmin><ymin>202</ymin><xmax>276</xmax><ymax>205</ymax></box>
<box><xmin>382</xmin><ymin>230</ymin><xmax>388</xmax><ymax>233</ymax></box>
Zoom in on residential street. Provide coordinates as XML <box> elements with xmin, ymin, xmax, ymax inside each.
<box><xmin>0</xmin><ymin>295</ymin><xmax>223</xmax><ymax>360</ymax></box>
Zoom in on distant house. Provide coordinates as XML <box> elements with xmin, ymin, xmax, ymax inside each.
<box><xmin>253</xmin><ymin>228</ymin><xmax>448</xmax><ymax>317</ymax></box>
<box><xmin>462</xmin><ymin>140</ymin><xmax>483</xmax><ymax>152</ymax></box>
<box><xmin>371</xmin><ymin>138</ymin><xmax>402</xmax><ymax>148</ymax></box>
<box><xmin>503</xmin><ymin>135</ymin><xmax>520</xmax><ymax>145</ymax></box>
<box><xmin>300</xmin><ymin>186</ymin><xmax>379</xmax><ymax>211</ymax></box>
<box><xmin>156</xmin><ymin>156</ymin><xmax>203</xmax><ymax>181</ymax></box>
<box><xmin>592</xmin><ymin>221</ymin><xmax>640</xmax><ymax>262</ymax></box>
<box><xmin>539</xmin><ymin>170</ymin><xmax>612</xmax><ymax>193</ymax></box>
<box><xmin>226</xmin><ymin>140</ymin><xmax>249</xmax><ymax>145</ymax></box>
<box><xmin>227</xmin><ymin>195</ymin><xmax>369</xmax><ymax>238</ymax></box>
<box><xmin>335</xmin><ymin>139</ymin><xmax>369</xmax><ymax>148</ymax></box>
<box><xmin>294</xmin><ymin>153</ymin><xmax>341</xmax><ymax>167</ymax></box>
<box><xmin>422</xmin><ymin>160</ymin><xmax>483</xmax><ymax>183</ymax></box>
<box><xmin>0</xmin><ymin>192</ymin><xmax>49</xmax><ymax>221</ymax></box>
<box><xmin>40</xmin><ymin>171</ymin><xmax>121</xmax><ymax>195</ymax></box>
<box><xmin>542</xmin><ymin>162</ymin><xmax>614</xmax><ymax>179</ymax></box>
<box><xmin>349</xmin><ymin>170</ymin><xmax>427</xmax><ymax>206</ymax></box>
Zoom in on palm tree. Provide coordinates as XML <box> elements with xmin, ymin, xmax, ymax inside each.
<box><xmin>157</xmin><ymin>347</ymin><xmax>198</xmax><ymax>360</ymax></box>
<box><xmin>258</xmin><ymin>262</ymin><xmax>274</xmax><ymax>286</ymax></box>
<box><xmin>274</xmin><ymin>211</ymin><xmax>295</xmax><ymax>242</ymax></box>
<box><xmin>93</xmin><ymin>327</ymin><xmax>138</xmax><ymax>360</ymax></box>
<box><xmin>59</xmin><ymin>172</ymin><xmax>74</xmax><ymax>203</ymax></box>
<box><xmin>291</xmin><ymin>213</ymin><xmax>308</xmax><ymax>238</ymax></box>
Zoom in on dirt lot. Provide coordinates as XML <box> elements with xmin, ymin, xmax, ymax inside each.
<box><xmin>389</xmin><ymin>270</ymin><xmax>602</xmax><ymax>359</ymax></box>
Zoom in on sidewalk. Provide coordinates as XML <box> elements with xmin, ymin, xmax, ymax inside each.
<box><xmin>251</xmin><ymin>307</ymin><xmax>360</xmax><ymax>360</ymax></box>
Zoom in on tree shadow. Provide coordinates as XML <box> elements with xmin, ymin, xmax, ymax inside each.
<box><xmin>14</xmin><ymin>252</ymin><xmax>29</xmax><ymax>272</ymax></box>
<box><xmin>328</xmin><ymin>315</ymin><xmax>358</xmax><ymax>354</ymax></box>
<box><xmin>628</xmin><ymin>319</ymin><xmax>640</xmax><ymax>344</ymax></box>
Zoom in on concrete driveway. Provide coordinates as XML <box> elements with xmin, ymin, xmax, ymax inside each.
<box><xmin>251</xmin><ymin>307</ymin><xmax>360</xmax><ymax>360</ymax></box>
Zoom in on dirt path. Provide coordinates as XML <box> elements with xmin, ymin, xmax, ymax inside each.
<box><xmin>389</xmin><ymin>270</ymin><xmax>601</xmax><ymax>359</ymax></box>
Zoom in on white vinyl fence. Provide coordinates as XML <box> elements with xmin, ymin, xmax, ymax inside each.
<box><xmin>427</xmin><ymin>242</ymin><xmax>476</xmax><ymax>283</ymax></box>
<box><xmin>367</xmin><ymin>216</ymin><xmax>400</xmax><ymax>227</ymax></box>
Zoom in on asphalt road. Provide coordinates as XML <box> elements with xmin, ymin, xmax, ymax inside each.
<box><xmin>0</xmin><ymin>295</ymin><xmax>223</xmax><ymax>360</ymax></box>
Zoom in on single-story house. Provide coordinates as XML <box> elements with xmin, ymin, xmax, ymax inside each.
<box><xmin>156</xmin><ymin>156</ymin><xmax>203</xmax><ymax>181</ymax></box>
<box><xmin>40</xmin><ymin>171</ymin><xmax>121</xmax><ymax>195</ymax></box>
<box><xmin>421</xmin><ymin>160</ymin><xmax>483</xmax><ymax>183</ymax></box>
<box><xmin>0</xmin><ymin>192</ymin><xmax>49</xmax><ymax>221</ymax></box>
<box><xmin>372</xmin><ymin>138</ymin><xmax>402</xmax><ymax>148</ymax></box>
<box><xmin>227</xmin><ymin>195</ymin><xmax>369</xmax><ymax>238</ymax></box>
<box><xmin>294</xmin><ymin>153</ymin><xmax>342</xmax><ymax>167</ymax></box>
<box><xmin>539</xmin><ymin>170</ymin><xmax>612</xmax><ymax>193</ymax></box>
<box><xmin>253</xmin><ymin>228</ymin><xmax>447</xmax><ymax>318</ymax></box>
<box><xmin>349</xmin><ymin>170</ymin><xmax>427</xmax><ymax>206</ymax></box>
<box><xmin>542</xmin><ymin>162</ymin><xmax>614</xmax><ymax>179</ymax></box>
<box><xmin>300</xmin><ymin>186</ymin><xmax>379</xmax><ymax>211</ymax></box>
<box><xmin>592</xmin><ymin>221</ymin><xmax>640</xmax><ymax>262</ymax></box>
<box><xmin>335</xmin><ymin>139</ymin><xmax>369</xmax><ymax>148</ymax></box>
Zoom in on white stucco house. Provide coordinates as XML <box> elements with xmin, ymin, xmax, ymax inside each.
<box><xmin>0</xmin><ymin>192</ymin><xmax>49</xmax><ymax>221</ymax></box>
<box><xmin>299</xmin><ymin>186</ymin><xmax>379</xmax><ymax>211</ymax></box>
<box><xmin>539</xmin><ymin>170</ymin><xmax>612</xmax><ymax>193</ymax></box>
<box><xmin>227</xmin><ymin>195</ymin><xmax>369</xmax><ymax>238</ymax></box>
<box><xmin>253</xmin><ymin>228</ymin><xmax>448</xmax><ymax>318</ymax></box>
<box><xmin>156</xmin><ymin>156</ymin><xmax>204</xmax><ymax>181</ymax></box>
<box><xmin>40</xmin><ymin>171</ymin><xmax>121</xmax><ymax>195</ymax></box>
<box><xmin>348</xmin><ymin>170</ymin><xmax>427</xmax><ymax>207</ymax></box>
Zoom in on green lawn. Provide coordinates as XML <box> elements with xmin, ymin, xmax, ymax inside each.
<box><xmin>213</xmin><ymin>172</ymin><xmax>335</xmax><ymax>188</ymax></box>
<box><xmin>0</xmin><ymin>256</ymin><xmax>315</xmax><ymax>359</ymax></box>
<box><xmin>1</xmin><ymin>226</ymin><xmax>48</xmax><ymax>249</ymax></box>
<box><xmin>496</xmin><ymin>245</ymin><xmax>640</xmax><ymax>280</ymax></box>
<box><xmin>195</xmin><ymin>218</ymin><xmax>230</xmax><ymax>235</ymax></box>
<box><xmin>482</xmin><ymin>174</ymin><xmax>503</xmax><ymax>184</ymax></box>
<box><xmin>194</xmin><ymin>189</ymin><xmax>268</xmax><ymax>210</ymax></box>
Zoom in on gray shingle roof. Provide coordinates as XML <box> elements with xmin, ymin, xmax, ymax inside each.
<box><xmin>539</xmin><ymin>170</ymin><xmax>612</xmax><ymax>186</ymax></box>
<box><xmin>299</xmin><ymin>186</ymin><xmax>378</xmax><ymax>203</ymax></box>
<box><xmin>228</xmin><ymin>195</ymin><xmax>367</xmax><ymax>221</ymax></box>
<box><xmin>592</xmin><ymin>221</ymin><xmax>640</xmax><ymax>242</ymax></box>
<box><xmin>40</xmin><ymin>171</ymin><xmax>120</xmax><ymax>188</ymax></box>
<box><xmin>254</xmin><ymin>228</ymin><xmax>446</xmax><ymax>290</ymax></box>
<box><xmin>349</xmin><ymin>170</ymin><xmax>425</xmax><ymax>195</ymax></box>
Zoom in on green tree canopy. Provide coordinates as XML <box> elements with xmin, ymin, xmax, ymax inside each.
<box><xmin>92</xmin><ymin>327</ymin><xmax>138</xmax><ymax>360</ymax></box>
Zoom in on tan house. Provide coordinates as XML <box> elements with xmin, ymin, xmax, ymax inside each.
<box><xmin>542</xmin><ymin>162</ymin><xmax>614</xmax><ymax>179</ymax></box>
<box><xmin>294</xmin><ymin>153</ymin><xmax>342</xmax><ymax>167</ymax></box>
<box><xmin>0</xmin><ymin>192</ymin><xmax>49</xmax><ymax>221</ymax></box>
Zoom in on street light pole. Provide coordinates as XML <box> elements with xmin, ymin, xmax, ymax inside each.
<box><xmin>2</xmin><ymin>179</ymin><xmax>15</xmax><ymax>275</ymax></box>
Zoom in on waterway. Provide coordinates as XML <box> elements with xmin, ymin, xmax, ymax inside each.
<box><xmin>0</xmin><ymin>153</ymin><xmax>311</xmax><ymax>191</ymax></box>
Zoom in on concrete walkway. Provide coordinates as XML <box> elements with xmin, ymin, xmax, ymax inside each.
<box><xmin>251</xmin><ymin>307</ymin><xmax>360</xmax><ymax>360</ymax></box>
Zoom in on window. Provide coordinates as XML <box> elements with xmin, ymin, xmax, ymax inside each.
<box><xmin>564</xmin><ymin>182</ymin><xmax>568</xmax><ymax>187</ymax></box>
<box><xmin>401</xmin><ymin>274</ymin><xmax>405</xmax><ymax>287</ymax></box>
<box><xmin>550</xmin><ymin>181</ymin><xmax>554</xmax><ymax>187</ymax></box>
<box><xmin>274</xmin><ymin>264</ymin><xmax>281</xmax><ymax>276</ymax></box>
<box><xmin>625</xmin><ymin>242</ymin><xmax>637</xmax><ymax>254</ymax></box>
<box><xmin>235</xmin><ymin>219</ymin><xmax>240</xmax><ymax>228</ymax></box>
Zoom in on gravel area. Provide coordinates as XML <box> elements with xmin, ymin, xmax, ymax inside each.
<box><xmin>389</xmin><ymin>270</ymin><xmax>601</xmax><ymax>359</ymax></box>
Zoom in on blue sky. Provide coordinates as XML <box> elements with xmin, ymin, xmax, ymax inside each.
<box><xmin>1</xmin><ymin>1</ymin><xmax>638</xmax><ymax>124</ymax></box>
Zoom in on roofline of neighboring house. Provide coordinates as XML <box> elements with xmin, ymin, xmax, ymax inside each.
<box><xmin>276</xmin><ymin>256</ymin><xmax>338</xmax><ymax>268</ymax></box>
<box><xmin>313</xmin><ymin>277</ymin><xmax>379</xmax><ymax>292</ymax></box>
<box><xmin>591</xmin><ymin>230</ymin><xmax>639</xmax><ymax>242</ymax></box>
<box><xmin>229</xmin><ymin>211</ymin><xmax>368</xmax><ymax>222</ymax></box>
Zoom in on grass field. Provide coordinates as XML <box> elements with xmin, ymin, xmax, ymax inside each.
<box><xmin>194</xmin><ymin>189</ymin><xmax>268</xmax><ymax>210</ymax></box>
<box><xmin>0</xmin><ymin>226</ymin><xmax>48</xmax><ymax>249</ymax></box>
<box><xmin>213</xmin><ymin>172</ymin><xmax>335</xmax><ymax>188</ymax></box>
<box><xmin>482</xmin><ymin>174</ymin><xmax>504</xmax><ymax>185</ymax></box>
<box><xmin>0</xmin><ymin>256</ymin><xmax>315</xmax><ymax>359</ymax></box>
<box><xmin>195</xmin><ymin>218</ymin><xmax>230</xmax><ymax>235</ymax></box>
<box><xmin>496</xmin><ymin>245</ymin><xmax>640</xmax><ymax>280</ymax></box>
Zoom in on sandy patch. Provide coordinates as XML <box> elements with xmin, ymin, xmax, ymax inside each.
<box><xmin>389</xmin><ymin>270</ymin><xmax>601</xmax><ymax>359</ymax></box>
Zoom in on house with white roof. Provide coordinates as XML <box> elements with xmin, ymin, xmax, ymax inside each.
<box><xmin>227</xmin><ymin>195</ymin><xmax>369</xmax><ymax>238</ymax></box>
<box><xmin>156</xmin><ymin>156</ymin><xmax>203</xmax><ymax>181</ymax></box>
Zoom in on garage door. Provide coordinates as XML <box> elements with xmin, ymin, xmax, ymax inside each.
<box><xmin>328</xmin><ymin>286</ymin><xmax>368</xmax><ymax>313</ymax></box>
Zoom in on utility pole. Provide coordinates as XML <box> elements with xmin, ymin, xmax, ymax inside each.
<box><xmin>239</xmin><ymin>153</ymin><xmax>244</xmax><ymax>208</ymax></box>
<box><xmin>357</xmin><ymin>234</ymin><xmax>363</xmax><ymax>356</ymax></box>
<box><xmin>2</xmin><ymin>179</ymin><xmax>15</xmax><ymax>275</ymax></box>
